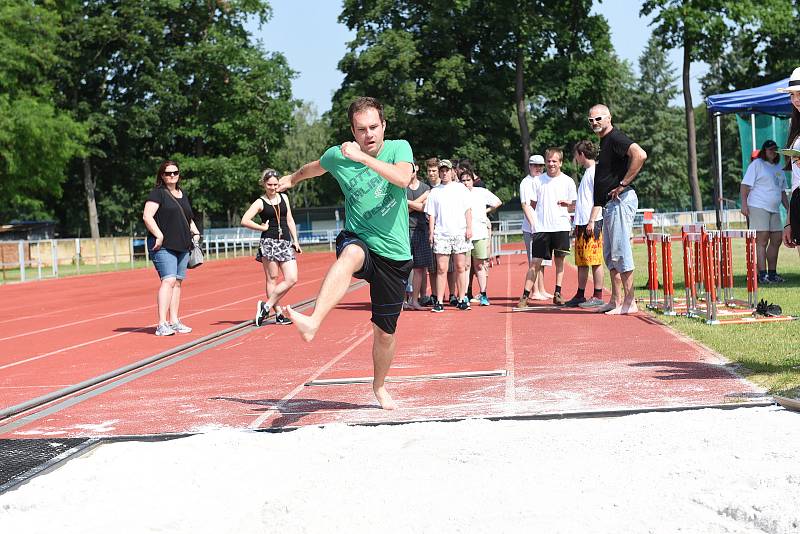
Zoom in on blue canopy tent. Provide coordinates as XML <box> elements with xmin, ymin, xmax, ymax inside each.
<box><xmin>705</xmin><ymin>79</ymin><xmax>792</xmax><ymax>227</ymax></box>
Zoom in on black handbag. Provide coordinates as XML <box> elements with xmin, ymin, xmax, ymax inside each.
<box><xmin>166</xmin><ymin>190</ymin><xmax>204</xmax><ymax>268</ymax></box>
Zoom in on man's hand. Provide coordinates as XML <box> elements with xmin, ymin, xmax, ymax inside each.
<box><xmin>608</xmin><ymin>185</ymin><xmax>626</xmax><ymax>201</ymax></box>
<box><xmin>586</xmin><ymin>221</ymin><xmax>594</xmax><ymax>236</ymax></box>
<box><xmin>740</xmin><ymin>204</ymin><xmax>749</xmax><ymax>217</ymax></box>
<box><xmin>557</xmin><ymin>200</ymin><xmax>570</xmax><ymax>207</ymax></box>
<box><xmin>277</xmin><ymin>175</ymin><xmax>294</xmax><ymax>192</ymax></box>
<box><xmin>341</xmin><ymin>141</ymin><xmax>365</xmax><ymax>163</ymax></box>
<box><xmin>783</xmin><ymin>225</ymin><xmax>795</xmax><ymax>248</ymax></box>
<box><xmin>465</xmin><ymin>228</ymin><xmax>472</xmax><ymax>241</ymax></box>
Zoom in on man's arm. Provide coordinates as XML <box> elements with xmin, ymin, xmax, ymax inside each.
<box><xmin>341</xmin><ymin>142</ymin><xmax>413</xmax><ymax>188</ymax></box>
<box><xmin>608</xmin><ymin>143</ymin><xmax>647</xmax><ymax>200</ymax></box>
<box><xmin>521</xmin><ymin>202</ymin><xmax>536</xmax><ymax>229</ymax></box>
<box><xmin>408</xmin><ymin>190</ymin><xmax>429</xmax><ymax>212</ymax></box>
<box><xmin>278</xmin><ymin>160</ymin><xmax>326</xmax><ymax>192</ymax></box>
<box><xmin>740</xmin><ymin>184</ymin><xmax>751</xmax><ymax>216</ymax></box>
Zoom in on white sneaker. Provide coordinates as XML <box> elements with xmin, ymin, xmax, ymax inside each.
<box><xmin>155</xmin><ymin>323</ymin><xmax>175</xmax><ymax>336</ymax></box>
<box><xmin>170</xmin><ymin>321</ymin><xmax>192</xmax><ymax>334</ymax></box>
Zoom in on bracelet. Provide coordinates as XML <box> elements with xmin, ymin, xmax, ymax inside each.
<box><xmin>785</xmin><ymin>223</ymin><xmax>791</xmax><ymax>229</ymax></box>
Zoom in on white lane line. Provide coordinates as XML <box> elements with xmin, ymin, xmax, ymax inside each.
<box><xmin>248</xmin><ymin>327</ymin><xmax>373</xmax><ymax>429</ymax></box>
<box><xmin>505</xmin><ymin>260</ymin><xmax>516</xmax><ymax>407</ymax></box>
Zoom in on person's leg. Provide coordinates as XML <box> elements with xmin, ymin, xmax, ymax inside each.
<box><xmin>554</xmin><ymin>255</ymin><xmax>565</xmax><ymax>287</ymax></box>
<box><xmin>409</xmin><ymin>267</ymin><xmax>425</xmax><ymax>309</ymax></box>
<box><xmin>473</xmin><ymin>257</ymin><xmax>488</xmax><ymax>293</ymax></box>
<box><xmin>419</xmin><ymin>267</ymin><xmax>429</xmax><ymax>301</ymax></box>
<box><xmin>371</xmin><ymin>323</ymin><xmax>397</xmax><ymax>410</ymax></box>
<box><xmin>533</xmin><ymin>265</ymin><xmax>549</xmax><ymax>299</ymax></box>
<box><xmin>285</xmin><ymin>244</ymin><xmax>365</xmax><ymax>342</ymax></box>
<box><xmin>262</xmin><ymin>259</ymin><xmax>278</xmax><ymax>314</ymax></box>
<box><xmin>766</xmin><ymin>230</ymin><xmax>782</xmax><ymax>273</ymax></box>
<box><xmin>577</xmin><ymin>266</ymin><xmax>589</xmax><ymax>294</ymax></box>
<box><xmin>435</xmin><ymin>253</ymin><xmax>449</xmax><ymax>305</ymax></box>
<box><xmin>756</xmin><ymin>230</ymin><xmax>769</xmax><ymax>273</ymax></box>
<box><xmin>591</xmin><ymin>264</ymin><xmax>604</xmax><ymax>296</ymax></box>
<box><xmin>169</xmin><ymin>279</ymin><xmax>182</xmax><ymax>323</ymax></box>
<box><xmin>453</xmin><ymin>252</ymin><xmax>468</xmax><ymax>301</ymax></box>
<box><xmin>521</xmin><ymin>232</ymin><xmax>536</xmax><ymax>295</ymax></box>
<box><xmin>268</xmin><ymin>260</ymin><xmax>298</xmax><ymax>313</ymax></box>
<box><xmin>447</xmin><ymin>261</ymin><xmax>457</xmax><ymax>304</ymax></box>
<box><xmin>158</xmin><ymin>277</ymin><xmax>177</xmax><ymax>325</ymax></box>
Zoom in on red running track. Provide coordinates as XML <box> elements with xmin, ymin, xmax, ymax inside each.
<box><xmin>0</xmin><ymin>250</ymin><xmax>766</xmax><ymax>438</ymax></box>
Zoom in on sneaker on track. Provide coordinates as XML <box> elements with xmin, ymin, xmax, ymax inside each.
<box><xmin>479</xmin><ymin>294</ymin><xmax>490</xmax><ymax>306</ymax></box>
<box><xmin>255</xmin><ymin>300</ymin><xmax>269</xmax><ymax>326</ymax></box>
<box><xmin>275</xmin><ymin>313</ymin><xmax>293</xmax><ymax>325</ymax></box>
<box><xmin>564</xmin><ymin>296</ymin><xmax>586</xmax><ymax>308</ymax></box>
<box><xmin>449</xmin><ymin>294</ymin><xmax>459</xmax><ymax>307</ymax></box>
<box><xmin>155</xmin><ymin>323</ymin><xmax>175</xmax><ymax>336</ymax></box>
<box><xmin>578</xmin><ymin>297</ymin><xmax>605</xmax><ymax>308</ymax></box>
<box><xmin>516</xmin><ymin>297</ymin><xmax>530</xmax><ymax>309</ymax></box>
<box><xmin>431</xmin><ymin>302</ymin><xmax>445</xmax><ymax>313</ymax></box>
<box><xmin>757</xmin><ymin>273</ymin><xmax>772</xmax><ymax>285</ymax></box>
<box><xmin>553</xmin><ymin>292</ymin><xmax>565</xmax><ymax>306</ymax></box>
<box><xmin>170</xmin><ymin>321</ymin><xmax>192</xmax><ymax>334</ymax></box>
<box><xmin>768</xmin><ymin>273</ymin><xmax>785</xmax><ymax>283</ymax></box>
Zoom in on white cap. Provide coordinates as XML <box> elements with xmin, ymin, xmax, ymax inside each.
<box><xmin>529</xmin><ymin>154</ymin><xmax>545</xmax><ymax>165</ymax></box>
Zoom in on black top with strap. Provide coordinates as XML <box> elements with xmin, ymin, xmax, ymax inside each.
<box><xmin>146</xmin><ymin>186</ymin><xmax>194</xmax><ymax>251</ymax></box>
<box><xmin>259</xmin><ymin>194</ymin><xmax>291</xmax><ymax>241</ymax></box>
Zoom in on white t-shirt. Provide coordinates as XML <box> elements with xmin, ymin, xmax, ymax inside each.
<box><xmin>531</xmin><ymin>172</ymin><xmax>577</xmax><ymax>232</ymax></box>
<box><xmin>791</xmin><ymin>136</ymin><xmax>800</xmax><ymax>193</ymax></box>
<box><xmin>574</xmin><ymin>165</ymin><xmax>602</xmax><ymax>226</ymax></box>
<box><xmin>425</xmin><ymin>181</ymin><xmax>472</xmax><ymax>237</ymax></box>
<box><xmin>742</xmin><ymin>158</ymin><xmax>786</xmax><ymax>213</ymax></box>
<box><xmin>519</xmin><ymin>174</ymin><xmax>538</xmax><ymax>233</ymax></box>
<box><xmin>468</xmin><ymin>187</ymin><xmax>502</xmax><ymax>241</ymax></box>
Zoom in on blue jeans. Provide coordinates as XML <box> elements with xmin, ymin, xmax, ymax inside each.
<box><xmin>602</xmin><ymin>189</ymin><xmax>638</xmax><ymax>273</ymax></box>
<box><xmin>148</xmin><ymin>238</ymin><xmax>189</xmax><ymax>280</ymax></box>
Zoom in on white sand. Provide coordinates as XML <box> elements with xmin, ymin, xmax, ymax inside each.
<box><xmin>1</xmin><ymin>406</ymin><xmax>799</xmax><ymax>534</ymax></box>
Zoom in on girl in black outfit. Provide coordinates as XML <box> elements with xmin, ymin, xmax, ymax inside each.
<box><xmin>241</xmin><ymin>168</ymin><xmax>302</xmax><ymax>326</ymax></box>
<box><xmin>142</xmin><ymin>160</ymin><xmax>201</xmax><ymax>336</ymax></box>
<box><xmin>780</xmin><ymin>69</ymin><xmax>800</xmax><ymax>248</ymax></box>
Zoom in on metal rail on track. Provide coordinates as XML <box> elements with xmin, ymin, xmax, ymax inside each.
<box><xmin>0</xmin><ymin>282</ymin><xmax>365</xmax><ymax>422</ymax></box>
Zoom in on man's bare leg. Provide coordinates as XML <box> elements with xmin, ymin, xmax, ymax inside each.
<box><xmin>596</xmin><ymin>268</ymin><xmax>621</xmax><ymax>313</ymax></box>
<box><xmin>606</xmin><ymin>270</ymin><xmax>638</xmax><ymax>314</ymax></box>
<box><xmin>371</xmin><ymin>323</ymin><xmax>397</xmax><ymax>410</ymax></box>
<box><xmin>285</xmin><ymin>244</ymin><xmax>365</xmax><ymax>341</ymax></box>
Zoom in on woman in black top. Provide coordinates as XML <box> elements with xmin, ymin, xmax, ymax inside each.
<box><xmin>142</xmin><ymin>160</ymin><xmax>201</xmax><ymax>336</ymax></box>
<box><xmin>241</xmin><ymin>168</ymin><xmax>302</xmax><ymax>326</ymax></box>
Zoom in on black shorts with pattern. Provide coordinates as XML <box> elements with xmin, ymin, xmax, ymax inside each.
<box><xmin>256</xmin><ymin>237</ymin><xmax>296</xmax><ymax>263</ymax></box>
<box><xmin>335</xmin><ymin>231</ymin><xmax>413</xmax><ymax>335</ymax></box>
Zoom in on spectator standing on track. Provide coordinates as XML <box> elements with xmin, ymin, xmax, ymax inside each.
<box><xmin>241</xmin><ymin>168</ymin><xmax>302</xmax><ymax>326</ymax></box>
<box><xmin>516</xmin><ymin>155</ymin><xmax>552</xmax><ymax>309</ymax></box>
<box><xmin>142</xmin><ymin>160</ymin><xmax>201</xmax><ymax>336</ymax></box>
<box><xmin>585</xmin><ymin>104</ymin><xmax>647</xmax><ymax>315</ymax></box>
<box><xmin>781</xmin><ymin>69</ymin><xmax>800</xmax><ymax>248</ymax></box>
<box><xmin>277</xmin><ymin>97</ymin><xmax>414</xmax><ymax>410</ymax></box>
<box><xmin>426</xmin><ymin>159</ymin><xmax>473</xmax><ymax>312</ymax></box>
<box><xmin>406</xmin><ymin>162</ymin><xmax>432</xmax><ymax>309</ymax></box>
<box><xmin>527</xmin><ymin>148</ymin><xmax>577</xmax><ymax>306</ymax></box>
<box><xmin>740</xmin><ymin>140</ymin><xmax>789</xmax><ymax>284</ymax></box>
<box><xmin>423</xmin><ymin>157</ymin><xmax>441</xmax><ymax>304</ymax></box>
<box><xmin>460</xmin><ymin>168</ymin><xmax>502</xmax><ymax>305</ymax></box>
<box><xmin>565</xmin><ymin>140</ymin><xmax>606</xmax><ymax>308</ymax></box>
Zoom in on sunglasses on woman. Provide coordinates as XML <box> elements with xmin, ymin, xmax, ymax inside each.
<box><xmin>163</xmin><ymin>171</ymin><xmax>180</xmax><ymax>176</ymax></box>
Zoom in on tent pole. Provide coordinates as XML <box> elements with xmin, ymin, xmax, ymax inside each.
<box><xmin>716</xmin><ymin>113</ymin><xmax>724</xmax><ymax>229</ymax></box>
<box><xmin>751</xmin><ymin>113</ymin><xmax>756</xmax><ymax>151</ymax></box>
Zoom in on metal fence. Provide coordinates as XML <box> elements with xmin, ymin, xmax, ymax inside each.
<box><xmin>0</xmin><ymin>209</ymin><xmax>752</xmax><ymax>284</ymax></box>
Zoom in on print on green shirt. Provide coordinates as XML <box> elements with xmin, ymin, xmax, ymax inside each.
<box><xmin>320</xmin><ymin>139</ymin><xmax>413</xmax><ymax>261</ymax></box>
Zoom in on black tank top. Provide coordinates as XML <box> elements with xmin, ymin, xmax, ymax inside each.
<box><xmin>259</xmin><ymin>195</ymin><xmax>291</xmax><ymax>241</ymax></box>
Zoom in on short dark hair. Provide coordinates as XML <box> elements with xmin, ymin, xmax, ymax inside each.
<box><xmin>573</xmin><ymin>140</ymin><xmax>598</xmax><ymax>160</ymax></box>
<box><xmin>348</xmin><ymin>97</ymin><xmax>384</xmax><ymax>127</ymax></box>
<box><xmin>155</xmin><ymin>160</ymin><xmax>181</xmax><ymax>189</ymax></box>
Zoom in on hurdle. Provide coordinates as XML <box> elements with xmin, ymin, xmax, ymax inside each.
<box><xmin>645</xmin><ymin>224</ymin><xmax>767</xmax><ymax>324</ymax></box>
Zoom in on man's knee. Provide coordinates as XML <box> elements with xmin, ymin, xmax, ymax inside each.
<box><xmin>338</xmin><ymin>244</ymin><xmax>365</xmax><ymax>267</ymax></box>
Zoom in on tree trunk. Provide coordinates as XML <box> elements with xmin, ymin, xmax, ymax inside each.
<box><xmin>514</xmin><ymin>46</ymin><xmax>531</xmax><ymax>173</ymax></box>
<box><xmin>682</xmin><ymin>41</ymin><xmax>702</xmax><ymax>211</ymax></box>
<box><xmin>83</xmin><ymin>157</ymin><xmax>100</xmax><ymax>239</ymax></box>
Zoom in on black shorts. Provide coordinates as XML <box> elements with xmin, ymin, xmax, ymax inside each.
<box><xmin>531</xmin><ymin>231</ymin><xmax>571</xmax><ymax>261</ymax></box>
<box><xmin>410</xmin><ymin>226</ymin><xmax>433</xmax><ymax>269</ymax></box>
<box><xmin>336</xmin><ymin>231</ymin><xmax>412</xmax><ymax>335</ymax></box>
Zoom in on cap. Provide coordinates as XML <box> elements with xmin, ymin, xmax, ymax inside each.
<box><xmin>438</xmin><ymin>159</ymin><xmax>453</xmax><ymax>169</ymax></box>
<box><xmin>529</xmin><ymin>155</ymin><xmax>545</xmax><ymax>165</ymax></box>
<box><xmin>761</xmin><ymin>139</ymin><xmax>778</xmax><ymax>150</ymax></box>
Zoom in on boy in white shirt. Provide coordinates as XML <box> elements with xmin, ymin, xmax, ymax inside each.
<box><xmin>459</xmin><ymin>168</ymin><xmax>502</xmax><ymax>305</ymax></box>
<box><xmin>565</xmin><ymin>140</ymin><xmax>606</xmax><ymax>308</ymax></box>
<box><xmin>425</xmin><ymin>159</ymin><xmax>473</xmax><ymax>312</ymax></box>
<box><xmin>516</xmin><ymin>155</ymin><xmax>551</xmax><ymax>309</ymax></box>
<box><xmin>529</xmin><ymin>147</ymin><xmax>577</xmax><ymax>305</ymax></box>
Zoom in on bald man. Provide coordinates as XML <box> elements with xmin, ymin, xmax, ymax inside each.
<box><xmin>585</xmin><ymin>104</ymin><xmax>647</xmax><ymax>315</ymax></box>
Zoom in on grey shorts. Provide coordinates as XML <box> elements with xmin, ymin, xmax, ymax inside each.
<box><xmin>748</xmin><ymin>207</ymin><xmax>783</xmax><ymax>232</ymax></box>
<box><xmin>602</xmin><ymin>189</ymin><xmax>638</xmax><ymax>273</ymax></box>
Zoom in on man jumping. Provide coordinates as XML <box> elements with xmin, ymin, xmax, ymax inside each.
<box><xmin>278</xmin><ymin>97</ymin><xmax>414</xmax><ymax>410</ymax></box>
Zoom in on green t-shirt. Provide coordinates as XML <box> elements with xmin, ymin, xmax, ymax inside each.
<box><xmin>320</xmin><ymin>139</ymin><xmax>413</xmax><ymax>260</ymax></box>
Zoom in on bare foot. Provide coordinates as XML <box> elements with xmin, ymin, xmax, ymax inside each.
<box><xmin>284</xmin><ymin>305</ymin><xmax>319</xmax><ymax>342</ymax></box>
<box><xmin>605</xmin><ymin>301</ymin><xmax>639</xmax><ymax>315</ymax></box>
<box><xmin>408</xmin><ymin>302</ymin><xmax>425</xmax><ymax>311</ymax></box>
<box><xmin>595</xmin><ymin>302</ymin><xmax>617</xmax><ymax>313</ymax></box>
<box><xmin>542</xmin><ymin>291</ymin><xmax>553</xmax><ymax>299</ymax></box>
<box><xmin>373</xmin><ymin>384</ymin><xmax>397</xmax><ymax>410</ymax></box>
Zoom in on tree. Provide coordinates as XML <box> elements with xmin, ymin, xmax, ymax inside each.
<box><xmin>641</xmin><ymin>0</ymin><xmax>757</xmax><ymax>211</ymax></box>
<box><xmin>0</xmin><ymin>1</ymin><xmax>85</xmax><ymax>222</ymax></box>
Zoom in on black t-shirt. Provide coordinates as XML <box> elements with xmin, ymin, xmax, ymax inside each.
<box><xmin>146</xmin><ymin>186</ymin><xmax>194</xmax><ymax>251</ymax></box>
<box><xmin>406</xmin><ymin>181</ymin><xmax>430</xmax><ymax>232</ymax></box>
<box><xmin>594</xmin><ymin>127</ymin><xmax>635</xmax><ymax>208</ymax></box>
<box><xmin>259</xmin><ymin>195</ymin><xmax>291</xmax><ymax>241</ymax></box>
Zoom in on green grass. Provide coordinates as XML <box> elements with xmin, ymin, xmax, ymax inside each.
<box><xmin>625</xmin><ymin>238</ymin><xmax>800</xmax><ymax>397</ymax></box>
